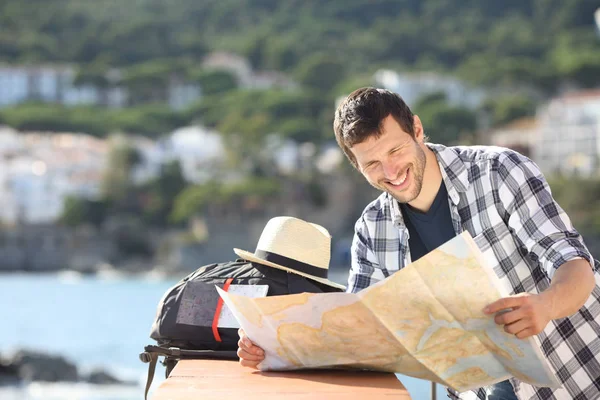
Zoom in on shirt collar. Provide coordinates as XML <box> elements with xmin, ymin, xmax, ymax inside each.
<box><xmin>427</xmin><ymin>143</ymin><xmax>470</xmax><ymax>203</ymax></box>
<box><xmin>389</xmin><ymin>143</ymin><xmax>470</xmax><ymax>226</ymax></box>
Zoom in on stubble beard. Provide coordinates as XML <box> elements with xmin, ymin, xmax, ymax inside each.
<box><xmin>376</xmin><ymin>144</ymin><xmax>427</xmax><ymax>204</ymax></box>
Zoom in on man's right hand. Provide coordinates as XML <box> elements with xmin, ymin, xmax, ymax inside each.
<box><xmin>237</xmin><ymin>328</ymin><xmax>265</xmax><ymax>368</ymax></box>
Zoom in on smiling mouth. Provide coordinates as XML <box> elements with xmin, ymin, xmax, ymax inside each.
<box><xmin>386</xmin><ymin>167</ymin><xmax>410</xmax><ymax>188</ymax></box>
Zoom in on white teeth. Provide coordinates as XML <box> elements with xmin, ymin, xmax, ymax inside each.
<box><xmin>391</xmin><ymin>170</ymin><xmax>408</xmax><ymax>186</ymax></box>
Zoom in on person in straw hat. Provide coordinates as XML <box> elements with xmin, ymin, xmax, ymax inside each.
<box><xmin>239</xmin><ymin>88</ymin><xmax>600</xmax><ymax>400</ymax></box>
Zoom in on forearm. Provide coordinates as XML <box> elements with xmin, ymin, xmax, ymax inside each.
<box><xmin>539</xmin><ymin>258</ymin><xmax>596</xmax><ymax>320</ymax></box>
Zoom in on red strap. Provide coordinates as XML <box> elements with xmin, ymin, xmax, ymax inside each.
<box><xmin>212</xmin><ymin>278</ymin><xmax>234</xmax><ymax>342</ymax></box>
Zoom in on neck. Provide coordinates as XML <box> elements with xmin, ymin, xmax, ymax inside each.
<box><xmin>407</xmin><ymin>145</ymin><xmax>443</xmax><ymax>212</ymax></box>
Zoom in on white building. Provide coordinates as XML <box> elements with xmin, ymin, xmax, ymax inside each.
<box><xmin>0</xmin><ymin>65</ymin><xmax>129</xmax><ymax>108</ymax></box>
<box><xmin>250</xmin><ymin>71</ymin><xmax>298</xmax><ymax>91</ymax></box>
<box><xmin>156</xmin><ymin>126</ymin><xmax>226</xmax><ymax>183</ymax></box>
<box><xmin>0</xmin><ymin>66</ymin><xmax>74</xmax><ymax>106</ymax></box>
<box><xmin>0</xmin><ymin>64</ymin><xmax>200</xmax><ymax>110</ymax></box>
<box><xmin>487</xmin><ymin>117</ymin><xmax>539</xmax><ymax>158</ymax></box>
<box><xmin>373</xmin><ymin>69</ymin><xmax>485</xmax><ymax>109</ymax></box>
<box><xmin>0</xmin><ymin>121</ymin><xmax>337</xmax><ymax>223</ymax></box>
<box><xmin>0</xmin><ymin>127</ymin><xmax>108</xmax><ymax>223</ymax></box>
<box><xmin>202</xmin><ymin>52</ymin><xmax>253</xmax><ymax>87</ymax></box>
<box><xmin>168</xmin><ymin>81</ymin><xmax>202</xmax><ymax>110</ymax></box>
<box><xmin>201</xmin><ymin>51</ymin><xmax>297</xmax><ymax>91</ymax></box>
<box><xmin>533</xmin><ymin>89</ymin><xmax>600</xmax><ymax>177</ymax></box>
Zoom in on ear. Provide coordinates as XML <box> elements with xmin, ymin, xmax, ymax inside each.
<box><xmin>413</xmin><ymin>115</ymin><xmax>424</xmax><ymax>142</ymax></box>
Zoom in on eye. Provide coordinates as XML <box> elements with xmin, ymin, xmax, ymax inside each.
<box><xmin>362</xmin><ymin>162</ymin><xmax>376</xmax><ymax>171</ymax></box>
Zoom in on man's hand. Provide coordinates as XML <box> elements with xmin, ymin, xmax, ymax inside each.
<box><xmin>237</xmin><ymin>328</ymin><xmax>265</xmax><ymax>369</ymax></box>
<box><xmin>483</xmin><ymin>292</ymin><xmax>553</xmax><ymax>339</ymax></box>
<box><xmin>484</xmin><ymin>259</ymin><xmax>595</xmax><ymax>339</ymax></box>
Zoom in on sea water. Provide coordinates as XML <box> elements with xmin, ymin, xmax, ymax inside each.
<box><xmin>0</xmin><ymin>273</ymin><xmax>443</xmax><ymax>399</ymax></box>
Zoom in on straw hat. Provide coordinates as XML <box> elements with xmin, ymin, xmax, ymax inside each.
<box><xmin>234</xmin><ymin>216</ymin><xmax>346</xmax><ymax>290</ymax></box>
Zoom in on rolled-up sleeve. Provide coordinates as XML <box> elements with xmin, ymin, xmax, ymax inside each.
<box><xmin>493</xmin><ymin>151</ymin><xmax>595</xmax><ymax>280</ymax></box>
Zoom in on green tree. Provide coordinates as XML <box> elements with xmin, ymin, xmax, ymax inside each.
<box><xmin>414</xmin><ymin>92</ymin><xmax>478</xmax><ymax>144</ymax></box>
<box><xmin>0</xmin><ymin>105</ymin><xmax>110</xmax><ymax>136</ymax></box>
<box><xmin>551</xmin><ymin>30</ymin><xmax>600</xmax><ymax>88</ymax></box>
<box><xmin>139</xmin><ymin>160</ymin><xmax>187</xmax><ymax>226</ymax></box>
<box><xmin>295</xmin><ymin>54</ymin><xmax>346</xmax><ymax>94</ymax></box>
<box><xmin>170</xmin><ymin>178</ymin><xmax>280</xmax><ymax>223</ymax></box>
<box><xmin>120</xmin><ymin>61</ymin><xmax>173</xmax><ymax>105</ymax></box>
<box><xmin>60</xmin><ymin>196</ymin><xmax>107</xmax><ymax>227</ymax></box>
<box><xmin>191</xmin><ymin>69</ymin><xmax>238</xmax><ymax>95</ymax></box>
<box><xmin>481</xmin><ymin>95</ymin><xmax>537</xmax><ymax>127</ymax></box>
<box><xmin>101</xmin><ymin>136</ymin><xmax>142</xmax><ymax>206</ymax></box>
<box><xmin>110</xmin><ymin>106</ymin><xmax>188</xmax><ymax>137</ymax></box>
<box><xmin>170</xmin><ymin>181</ymin><xmax>222</xmax><ymax>223</ymax></box>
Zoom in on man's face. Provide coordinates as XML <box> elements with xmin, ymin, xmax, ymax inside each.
<box><xmin>350</xmin><ymin>115</ymin><xmax>427</xmax><ymax>204</ymax></box>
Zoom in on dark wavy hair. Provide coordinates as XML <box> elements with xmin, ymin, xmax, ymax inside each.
<box><xmin>333</xmin><ymin>87</ymin><xmax>415</xmax><ymax>169</ymax></box>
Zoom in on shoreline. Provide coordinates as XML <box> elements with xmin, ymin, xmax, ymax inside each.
<box><xmin>0</xmin><ymin>264</ymin><xmax>351</xmax><ymax>284</ymax></box>
<box><xmin>0</xmin><ymin>268</ymin><xmax>176</xmax><ymax>282</ymax></box>
<box><xmin>0</xmin><ymin>349</ymin><xmax>139</xmax><ymax>389</ymax></box>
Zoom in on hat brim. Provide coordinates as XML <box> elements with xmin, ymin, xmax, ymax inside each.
<box><xmin>233</xmin><ymin>248</ymin><xmax>346</xmax><ymax>291</ymax></box>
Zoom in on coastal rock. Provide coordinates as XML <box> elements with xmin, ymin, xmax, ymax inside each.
<box><xmin>0</xmin><ymin>350</ymin><xmax>137</xmax><ymax>386</ymax></box>
<box><xmin>0</xmin><ymin>358</ymin><xmax>20</xmax><ymax>386</ymax></box>
<box><xmin>4</xmin><ymin>350</ymin><xmax>78</xmax><ymax>382</ymax></box>
<box><xmin>84</xmin><ymin>368</ymin><xmax>132</xmax><ymax>385</ymax></box>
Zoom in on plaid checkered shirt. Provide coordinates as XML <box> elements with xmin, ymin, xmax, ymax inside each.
<box><xmin>347</xmin><ymin>143</ymin><xmax>600</xmax><ymax>400</ymax></box>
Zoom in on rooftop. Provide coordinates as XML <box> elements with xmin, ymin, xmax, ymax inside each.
<box><xmin>555</xmin><ymin>88</ymin><xmax>600</xmax><ymax>103</ymax></box>
<box><xmin>498</xmin><ymin>117</ymin><xmax>538</xmax><ymax>131</ymax></box>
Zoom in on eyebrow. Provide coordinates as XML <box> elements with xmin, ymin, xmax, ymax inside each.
<box><xmin>388</xmin><ymin>145</ymin><xmax>403</xmax><ymax>154</ymax></box>
<box><xmin>362</xmin><ymin>160</ymin><xmax>378</xmax><ymax>169</ymax></box>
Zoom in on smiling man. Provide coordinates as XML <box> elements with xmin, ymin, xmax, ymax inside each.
<box><xmin>237</xmin><ymin>88</ymin><xmax>600</xmax><ymax>400</ymax></box>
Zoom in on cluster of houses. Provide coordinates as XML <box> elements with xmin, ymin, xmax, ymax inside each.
<box><xmin>487</xmin><ymin>89</ymin><xmax>600</xmax><ymax>177</ymax></box>
<box><xmin>0</xmin><ymin>53</ymin><xmax>598</xmax><ymax>225</ymax></box>
<box><xmin>0</xmin><ymin>52</ymin><xmax>296</xmax><ymax>110</ymax></box>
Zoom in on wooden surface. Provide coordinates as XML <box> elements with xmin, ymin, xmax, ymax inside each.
<box><xmin>151</xmin><ymin>359</ymin><xmax>412</xmax><ymax>400</ymax></box>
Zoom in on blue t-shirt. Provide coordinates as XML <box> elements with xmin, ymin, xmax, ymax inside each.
<box><xmin>400</xmin><ymin>181</ymin><xmax>456</xmax><ymax>262</ymax></box>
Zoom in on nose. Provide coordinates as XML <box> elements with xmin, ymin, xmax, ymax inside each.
<box><xmin>381</xmin><ymin>161</ymin><xmax>398</xmax><ymax>180</ymax></box>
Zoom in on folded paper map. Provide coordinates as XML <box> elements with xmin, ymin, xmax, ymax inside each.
<box><xmin>217</xmin><ymin>231</ymin><xmax>560</xmax><ymax>392</ymax></box>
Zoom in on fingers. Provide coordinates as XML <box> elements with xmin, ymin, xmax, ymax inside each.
<box><xmin>238</xmin><ymin>336</ymin><xmax>265</xmax><ymax>356</ymax></box>
<box><xmin>514</xmin><ymin>328</ymin><xmax>535</xmax><ymax>339</ymax></box>
<box><xmin>503</xmin><ymin>318</ymin><xmax>529</xmax><ymax>335</ymax></box>
<box><xmin>237</xmin><ymin>348</ymin><xmax>262</xmax><ymax>368</ymax></box>
<box><xmin>484</xmin><ymin>296</ymin><xmax>525</xmax><ymax>314</ymax></box>
<box><xmin>237</xmin><ymin>344</ymin><xmax>264</xmax><ymax>361</ymax></box>
<box><xmin>494</xmin><ymin>308</ymin><xmax>525</xmax><ymax>325</ymax></box>
<box><xmin>485</xmin><ymin>294</ymin><xmax>548</xmax><ymax>339</ymax></box>
<box><xmin>237</xmin><ymin>328</ymin><xmax>265</xmax><ymax>368</ymax></box>
<box><xmin>238</xmin><ymin>328</ymin><xmax>253</xmax><ymax>352</ymax></box>
<box><xmin>239</xmin><ymin>358</ymin><xmax>261</xmax><ymax>368</ymax></box>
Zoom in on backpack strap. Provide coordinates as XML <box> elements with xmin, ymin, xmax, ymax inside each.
<box><xmin>139</xmin><ymin>350</ymin><xmax>159</xmax><ymax>400</ymax></box>
<box><xmin>139</xmin><ymin>345</ymin><xmax>239</xmax><ymax>399</ymax></box>
<box><xmin>165</xmin><ymin>357</ymin><xmax>178</xmax><ymax>378</ymax></box>
<box><xmin>212</xmin><ymin>277</ymin><xmax>234</xmax><ymax>342</ymax></box>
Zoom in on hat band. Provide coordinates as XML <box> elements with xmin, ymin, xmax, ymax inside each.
<box><xmin>254</xmin><ymin>249</ymin><xmax>328</xmax><ymax>279</ymax></box>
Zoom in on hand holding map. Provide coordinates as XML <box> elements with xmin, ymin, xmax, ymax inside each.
<box><xmin>217</xmin><ymin>231</ymin><xmax>560</xmax><ymax>392</ymax></box>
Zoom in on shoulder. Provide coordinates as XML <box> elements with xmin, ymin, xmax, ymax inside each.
<box><xmin>445</xmin><ymin>144</ymin><xmax>531</xmax><ymax>166</ymax></box>
<box><xmin>437</xmin><ymin>144</ymin><xmax>539</xmax><ymax>178</ymax></box>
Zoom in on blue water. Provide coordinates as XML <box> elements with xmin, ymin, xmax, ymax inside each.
<box><xmin>0</xmin><ymin>273</ymin><xmax>444</xmax><ymax>400</ymax></box>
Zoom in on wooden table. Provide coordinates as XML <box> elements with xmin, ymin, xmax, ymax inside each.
<box><xmin>152</xmin><ymin>359</ymin><xmax>412</xmax><ymax>399</ymax></box>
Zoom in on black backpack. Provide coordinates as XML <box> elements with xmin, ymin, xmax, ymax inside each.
<box><xmin>140</xmin><ymin>259</ymin><xmax>343</xmax><ymax>399</ymax></box>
